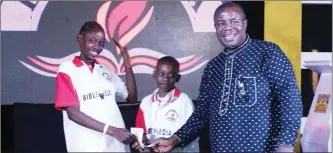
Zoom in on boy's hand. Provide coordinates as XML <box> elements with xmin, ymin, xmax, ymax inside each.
<box><xmin>113</xmin><ymin>38</ymin><xmax>131</xmax><ymax>68</ymax></box>
<box><xmin>132</xmin><ymin>141</ymin><xmax>153</xmax><ymax>152</ymax></box>
<box><xmin>132</xmin><ymin>134</ymin><xmax>152</xmax><ymax>152</ymax></box>
<box><xmin>132</xmin><ymin>141</ymin><xmax>142</xmax><ymax>150</ymax></box>
<box><xmin>142</xmin><ymin>134</ymin><xmax>149</xmax><ymax>145</ymax></box>
<box><xmin>108</xmin><ymin>127</ymin><xmax>137</xmax><ymax>144</ymax></box>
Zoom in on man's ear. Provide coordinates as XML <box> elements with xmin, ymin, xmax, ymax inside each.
<box><xmin>176</xmin><ymin>74</ymin><xmax>181</xmax><ymax>82</ymax></box>
<box><xmin>243</xmin><ymin>19</ymin><xmax>248</xmax><ymax>30</ymax></box>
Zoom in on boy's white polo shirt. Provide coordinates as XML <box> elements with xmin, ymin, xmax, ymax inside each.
<box><xmin>55</xmin><ymin>56</ymin><xmax>130</xmax><ymax>152</ymax></box>
<box><xmin>136</xmin><ymin>88</ymin><xmax>200</xmax><ymax>152</ymax></box>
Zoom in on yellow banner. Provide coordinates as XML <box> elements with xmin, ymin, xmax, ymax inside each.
<box><xmin>264</xmin><ymin>1</ymin><xmax>302</xmax><ymax>88</ymax></box>
<box><xmin>264</xmin><ymin>2</ymin><xmax>302</xmax><ymax>152</ymax></box>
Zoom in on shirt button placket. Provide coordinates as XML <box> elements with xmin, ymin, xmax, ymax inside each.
<box><xmin>225</xmin><ymin>59</ymin><xmax>232</xmax><ymax>95</ymax></box>
<box><xmin>220</xmin><ymin>58</ymin><xmax>232</xmax><ymax>115</ymax></box>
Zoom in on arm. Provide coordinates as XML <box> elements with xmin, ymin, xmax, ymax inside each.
<box><xmin>174</xmin><ymin>64</ymin><xmax>211</xmax><ymax>146</ymax></box>
<box><xmin>123</xmin><ymin>51</ymin><xmax>137</xmax><ymax>103</ymax></box>
<box><xmin>65</xmin><ymin>107</ymin><xmax>135</xmax><ymax>144</ymax></box>
<box><xmin>114</xmin><ymin>38</ymin><xmax>137</xmax><ymax>103</ymax></box>
<box><xmin>135</xmin><ymin>106</ymin><xmax>147</xmax><ymax>134</ymax></box>
<box><xmin>132</xmin><ymin>105</ymin><xmax>150</xmax><ymax>151</ymax></box>
<box><xmin>55</xmin><ymin>71</ymin><xmax>136</xmax><ymax>144</ymax></box>
<box><xmin>264</xmin><ymin>44</ymin><xmax>302</xmax><ymax>150</ymax></box>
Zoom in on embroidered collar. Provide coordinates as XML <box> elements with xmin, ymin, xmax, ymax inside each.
<box><xmin>151</xmin><ymin>87</ymin><xmax>181</xmax><ymax>103</ymax></box>
<box><xmin>222</xmin><ymin>34</ymin><xmax>251</xmax><ymax>58</ymax></box>
<box><xmin>72</xmin><ymin>56</ymin><xmax>99</xmax><ymax>67</ymax></box>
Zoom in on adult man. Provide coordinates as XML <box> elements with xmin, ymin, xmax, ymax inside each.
<box><xmin>152</xmin><ymin>2</ymin><xmax>302</xmax><ymax>152</ymax></box>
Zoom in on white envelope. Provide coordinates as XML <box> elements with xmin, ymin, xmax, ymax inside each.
<box><xmin>130</xmin><ymin>127</ymin><xmax>155</xmax><ymax>148</ymax></box>
<box><xmin>130</xmin><ymin>127</ymin><xmax>145</xmax><ymax>148</ymax></box>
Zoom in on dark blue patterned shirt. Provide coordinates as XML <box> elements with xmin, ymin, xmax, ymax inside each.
<box><xmin>175</xmin><ymin>36</ymin><xmax>302</xmax><ymax>152</ymax></box>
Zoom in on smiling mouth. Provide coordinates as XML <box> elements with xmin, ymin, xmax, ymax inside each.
<box><xmin>90</xmin><ymin>51</ymin><xmax>99</xmax><ymax>56</ymax></box>
<box><xmin>223</xmin><ymin>34</ymin><xmax>236</xmax><ymax>41</ymax></box>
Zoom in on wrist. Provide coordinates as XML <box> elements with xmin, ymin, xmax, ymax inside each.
<box><xmin>124</xmin><ymin>64</ymin><xmax>132</xmax><ymax>69</ymax></box>
<box><xmin>106</xmin><ymin>125</ymin><xmax>116</xmax><ymax>136</ymax></box>
<box><xmin>103</xmin><ymin>124</ymin><xmax>109</xmax><ymax>134</ymax></box>
<box><xmin>171</xmin><ymin>135</ymin><xmax>181</xmax><ymax>146</ymax></box>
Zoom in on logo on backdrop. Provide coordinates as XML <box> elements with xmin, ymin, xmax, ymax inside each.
<box><xmin>1</xmin><ymin>1</ymin><xmax>48</xmax><ymax>31</ymax></box>
<box><xmin>3</xmin><ymin>1</ymin><xmax>222</xmax><ymax>77</ymax></box>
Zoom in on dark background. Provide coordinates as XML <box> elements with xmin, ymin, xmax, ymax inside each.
<box><xmin>301</xmin><ymin>3</ymin><xmax>332</xmax><ymax>117</ymax></box>
<box><xmin>1</xmin><ymin>1</ymin><xmax>332</xmax><ymax>153</ymax></box>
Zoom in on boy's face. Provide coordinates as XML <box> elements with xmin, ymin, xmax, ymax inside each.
<box><xmin>153</xmin><ymin>62</ymin><xmax>180</xmax><ymax>93</ymax></box>
<box><xmin>77</xmin><ymin>29</ymin><xmax>105</xmax><ymax>61</ymax></box>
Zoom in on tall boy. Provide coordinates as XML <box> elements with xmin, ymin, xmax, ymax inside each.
<box><xmin>55</xmin><ymin>21</ymin><xmax>137</xmax><ymax>152</ymax></box>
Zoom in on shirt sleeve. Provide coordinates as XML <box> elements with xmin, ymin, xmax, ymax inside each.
<box><xmin>181</xmin><ymin>94</ymin><xmax>195</xmax><ymax>125</ymax></box>
<box><xmin>55</xmin><ymin>65</ymin><xmax>79</xmax><ymax>110</ymax></box>
<box><xmin>263</xmin><ymin>43</ymin><xmax>303</xmax><ymax>147</ymax></box>
<box><xmin>113</xmin><ymin>73</ymin><xmax>129</xmax><ymax>101</ymax></box>
<box><xmin>174</xmin><ymin>63</ymin><xmax>212</xmax><ymax>146</ymax></box>
<box><xmin>135</xmin><ymin>105</ymin><xmax>147</xmax><ymax>134</ymax></box>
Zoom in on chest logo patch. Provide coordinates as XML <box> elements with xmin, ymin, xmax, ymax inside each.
<box><xmin>165</xmin><ymin>109</ymin><xmax>179</xmax><ymax>122</ymax></box>
<box><xmin>102</xmin><ymin>72</ymin><xmax>112</xmax><ymax>82</ymax></box>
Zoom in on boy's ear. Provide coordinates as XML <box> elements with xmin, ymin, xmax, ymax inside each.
<box><xmin>176</xmin><ymin>74</ymin><xmax>181</xmax><ymax>82</ymax></box>
<box><xmin>77</xmin><ymin>34</ymin><xmax>83</xmax><ymax>44</ymax></box>
<box><xmin>153</xmin><ymin>70</ymin><xmax>157</xmax><ymax>79</ymax></box>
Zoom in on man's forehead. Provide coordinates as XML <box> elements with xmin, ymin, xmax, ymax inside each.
<box><xmin>214</xmin><ymin>7</ymin><xmax>243</xmax><ymax>19</ymax></box>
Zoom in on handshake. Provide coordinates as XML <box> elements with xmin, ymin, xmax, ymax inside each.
<box><xmin>130</xmin><ymin>128</ymin><xmax>180</xmax><ymax>152</ymax></box>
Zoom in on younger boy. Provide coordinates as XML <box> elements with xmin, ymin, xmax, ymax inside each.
<box><xmin>133</xmin><ymin>56</ymin><xmax>200</xmax><ymax>152</ymax></box>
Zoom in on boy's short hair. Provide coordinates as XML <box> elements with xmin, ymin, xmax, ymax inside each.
<box><xmin>157</xmin><ymin>56</ymin><xmax>180</xmax><ymax>73</ymax></box>
<box><xmin>78</xmin><ymin>21</ymin><xmax>105</xmax><ymax>35</ymax></box>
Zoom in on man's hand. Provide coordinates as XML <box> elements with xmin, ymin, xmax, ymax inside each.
<box><xmin>275</xmin><ymin>145</ymin><xmax>294</xmax><ymax>152</ymax></box>
<box><xmin>113</xmin><ymin>38</ymin><xmax>131</xmax><ymax>68</ymax></box>
<box><xmin>152</xmin><ymin>135</ymin><xmax>180</xmax><ymax>152</ymax></box>
<box><xmin>107</xmin><ymin>126</ymin><xmax>137</xmax><ymax>144</ymax></box>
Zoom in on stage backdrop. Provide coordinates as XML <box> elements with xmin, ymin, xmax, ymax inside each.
<box><xmin>1</xmin><ymin>1</ymin><xmax>265</xmax><ymax>104</ymax></box>
<box><xmin>1</xmin><ymin>1</ymin><xmax>331</xmax><ymax>107</ymax></box>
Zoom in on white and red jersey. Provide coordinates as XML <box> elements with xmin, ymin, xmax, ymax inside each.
<box><xmin>55</xmin><ymin>56</ymin><xmax>130</xmax><ymax>152</ymax></box>
<box><xmin>135</xmin><ymin>88</ymin><xmax>200</xmax><ymax>152</ymax></box>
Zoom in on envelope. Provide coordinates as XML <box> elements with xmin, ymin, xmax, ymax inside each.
<box><xmin>130</xmin><ymin>127</ymin><xmax>145</xmax><ymax>148</ymax></box>
<box><xmin>130</xmin><ymin>127</ymin><xmax>156</xmax><ymax>148</ymax></box>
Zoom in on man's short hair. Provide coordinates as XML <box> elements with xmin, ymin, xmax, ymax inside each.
<box><xmin>214</xmin><ymin>2</ymin><xmax>247</xmax><ymax>20</ymax></box>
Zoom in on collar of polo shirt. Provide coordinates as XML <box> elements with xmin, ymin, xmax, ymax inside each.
<box><xmin>151</xmin><ymin>87</ymin><xmax>181</xmax><ymax>103</ymax></box>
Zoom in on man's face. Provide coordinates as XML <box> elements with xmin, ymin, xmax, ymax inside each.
<box><xmin>77</xmin><ymin>30</ymin><xmax>105</xmax><ymax>61</ymax></box>
<box><xmin>214</xmin><ymin>7</ymin><xmax>247</xmax><ymax>49</ymax></box>
<box><xmin>153</xmin><ymin>62</ymin><xmax>179</xmax><ymax>93</ymax></box>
